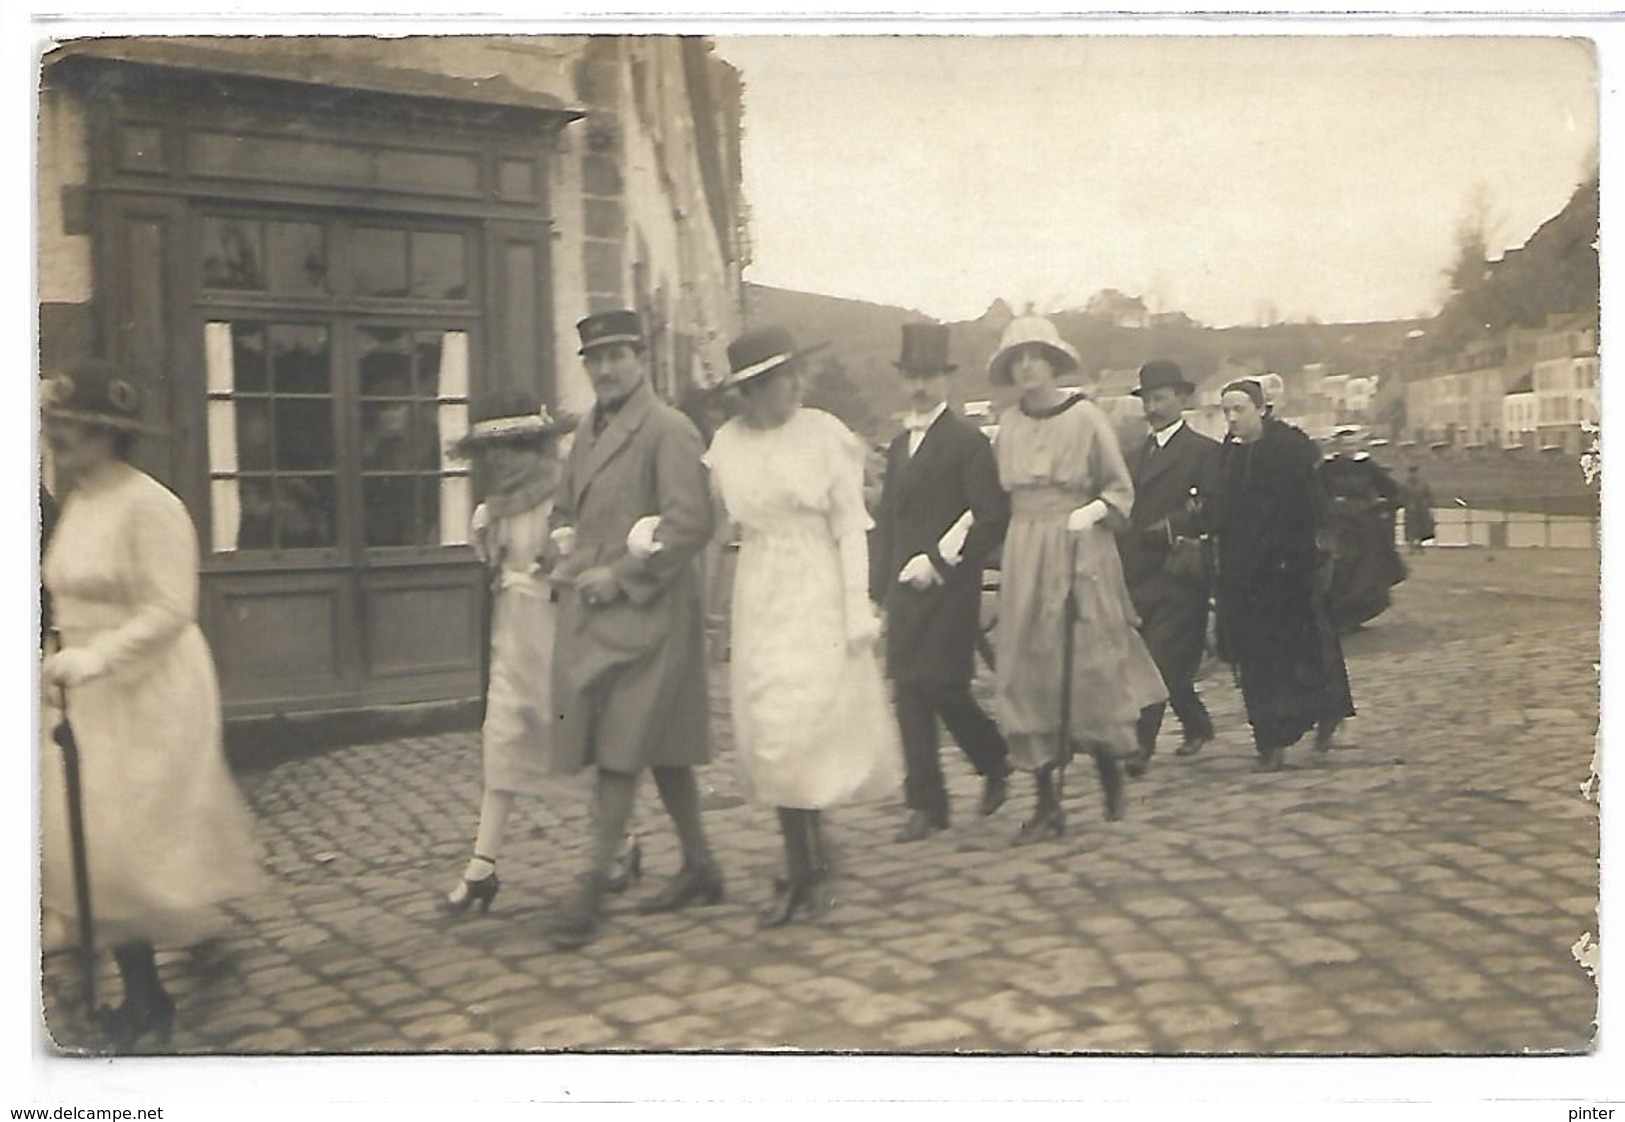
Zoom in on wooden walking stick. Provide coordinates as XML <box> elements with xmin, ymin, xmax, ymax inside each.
<box><xmin>49</xmin><ymin>659</ymin><xmax>97</xmax><ymax>1017</ymax></box>
<box><xmin>1055</xmin><ymin>532</ymin><xmax>1079</xmax><ymax>803</ymax></box>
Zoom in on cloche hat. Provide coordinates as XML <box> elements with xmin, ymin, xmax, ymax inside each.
<box><xmin>987</xmin><ymin>316</ymin><xmax>1081</xmax><ymax>386</ymax></box>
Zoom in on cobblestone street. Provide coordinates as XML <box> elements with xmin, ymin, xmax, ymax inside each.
<box><xmin>41</xmin><ymin>548</ymin><xmax>1600</xmax><ymax>1055</ymax></box>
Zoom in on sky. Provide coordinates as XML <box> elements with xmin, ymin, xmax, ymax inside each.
<box><xmin>713</xmin><ymin>35</ymin><xmax>1598</xmax><ymax>328</ymax></box>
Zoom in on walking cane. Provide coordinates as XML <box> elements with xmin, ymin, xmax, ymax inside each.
<box><xmin>1055</xmin><ymin>531</ymin><xmax>1079</xmax><ymax>805</ymax></box>
<box><xmin>48</xmin><ymin>660</ymin><xmax>98</xmax><ymax>1018</ymax></box>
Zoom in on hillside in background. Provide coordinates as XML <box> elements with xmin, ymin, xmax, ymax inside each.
<box><xmin>745</xmin><ymin>282</ymin><xmax>1425</xmax><ymax>441</ymax></box>
<box><xmin>1421</xmin><ymin>174</ymin><xmax>1600</xmax><ymax>361</ymax></box>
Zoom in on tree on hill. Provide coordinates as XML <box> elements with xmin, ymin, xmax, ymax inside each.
<box><xmin>803</xmin><ymin>354</ymin><xmax>884</xmax><ymax>442</ymax></box>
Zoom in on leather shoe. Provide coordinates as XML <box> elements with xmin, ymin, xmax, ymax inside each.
<box><xmin>893</xmin><ymin>810</ymin><xmax>946</xmax><ymax>843</ymax></box>
<box><xmin>635</xmin><ymin>860</ymin><xmax>724</xmax><ymax>914</ymax></box>
<box><xmin>1254</xmin><ymin>747</ymin><xmax>1285</xmax><ymax>773</ymax></box>
<box><xmin>979</xmin><ymin>769</ymin><xmax>1010</xmax><ymax>817</ymax></box>
<box><xmin>1124</xmin><ymin>750</ymin><xmax>1150</xmax><ymax>779</ymax></box>
<box><xmin>1314</xmin><ymin>718</ymin><xmax>1341</xmax><ymax>753</ymax></box>
<box><xmin>1175</xmin><ymin>733</ymin><xmax>1212</xmax><ymax>757</ymax></box>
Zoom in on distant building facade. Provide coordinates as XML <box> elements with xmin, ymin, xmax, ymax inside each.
<box><xmin>38</xmin><ymin>35</ymin><xmax>746</xmax><ymax>718</ymax></box>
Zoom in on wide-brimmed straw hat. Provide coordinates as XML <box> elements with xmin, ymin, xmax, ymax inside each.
<box><xmin>446</xmin><ymin>389</ymin><xmax>576</xmax><ymax>459</ymax></box>
<box><xmin>41</xmin><ymin>358</ymin><xmax>165</xmax><ymax>435</ymax></box>
<box><xmin>987</xmin><ymin>316</ymin><xmax>1081</xmax><ymax>386</ymax></box>
<box><xmin>721</xmin><ymin>325</ymin><xmax>828</xmax><ymax>390</ymax></box>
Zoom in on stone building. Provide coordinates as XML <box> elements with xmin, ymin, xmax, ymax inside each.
<box><xmin>37</xmin><ymin>35</ymin><xmax>747</xmax><ymax>718</ymax></box>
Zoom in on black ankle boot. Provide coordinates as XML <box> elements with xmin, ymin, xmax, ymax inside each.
<box><xmin>103</xmin><ymin>942</ymin><xmax>174</xmax><ymax>1051</ymax></box>
<box><xmin>1014</xmin><ymin>766</ymin><xmax>1064</xmax><ymax>846</ymax></box>
<box><xmin>1094</xmin><ymin>745</ymin><xmax>1126</xmax><ymax>822</ymax></box>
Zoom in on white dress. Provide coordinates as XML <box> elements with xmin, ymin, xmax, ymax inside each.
<box><xmin>474</xmin><ymin>494</ymin><xmax>557</xmax><ymax>795</ymax></box>
<box><xmin>41</xmin><ymin>463</ymin><xmax>263</xmax><ymax>946</ymax></box>
<box><xmin>705</xmin><ymin>409</ymin><xmax>904</xmax><ymax>809</ymax></box>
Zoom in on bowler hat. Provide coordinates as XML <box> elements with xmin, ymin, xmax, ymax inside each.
<box><xmin>987</xmin><ymin>316</ymin><xmax>1081</xmax><ymax>387</ymax></box>
<box><xmin>1130</xmin><ymin>359</ymin><xmax>1195</xmax><ymax>397</ymax></box>
<box><xmin>41</xmin><ymin>358</ymin><xmax>163</xmax><ymax>435</ymax></box>
<box><xmin>577</xmin><ymin>310</ymin><xmax>645</xmax><ymax>355</ymax></box>
<box><xmin>895</xmin><ymin>323</ymin><xmax>957</xmax><ymax>375</ymax></box>
<box><xmin>722</xmin><ymin>325</ymin><xmax>828</xmax><ymax>389</ymax></box>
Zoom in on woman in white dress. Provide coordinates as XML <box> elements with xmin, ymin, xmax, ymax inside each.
<box><xmin>437</xmin><ymin>391</ymin><xmax>629</xmax><ymax>915</ymax></box>
<box><xmin>704</xmin><ymin>327</ymin><xmax>904</xmax><ymax>927</ymax></box>
<box><xmin>987</xmin><ymin>318</ymin><xmax>1167</xmax><ymax>843</ymax></box>
<box><xmin>41</xmin><ymin>359</ymin><xmax>264</xmax><ymax>1050</ymax></box>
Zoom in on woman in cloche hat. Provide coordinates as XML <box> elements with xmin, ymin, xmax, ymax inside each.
<box><xmin>40</xmin><ymin>358</ymin><xmax>264</xmax><ymax>1051</ymax></box>
<box><xmin>986</xmin><ymin>317</ymin><xmax>1167</xmax><ymax>842</ymax></box>
<box><xmin>703</xmin><ymin>325</ymin><xmax>904</xmax><ymax>927</ymax></box>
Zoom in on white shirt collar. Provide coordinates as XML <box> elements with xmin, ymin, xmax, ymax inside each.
<box><xmin>1151</xmin><ymin>417</ymin><xmax>1185</xmax><ymax>447</ymax></box>
<box><xmin>905</xmin><ymin>402</ymin><xmax>949</xmax><ymax>432</ymax></box>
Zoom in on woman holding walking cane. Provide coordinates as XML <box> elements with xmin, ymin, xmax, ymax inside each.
<box><xmin>40</xmin><ymin>359</ymin><xmax>263</xmax><ymax>1051</ymax></box>
<box><xmin>987</xmin><ymin>318</ymin><xmax>1166</xmax><ymax>843</ymax></box>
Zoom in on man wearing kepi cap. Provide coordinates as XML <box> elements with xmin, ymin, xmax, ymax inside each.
<box><xmin>1117</xmin><ymin>359</ymin><xmax>1224</xmax><ymax>775</ymax></box>
<box><xmin>547</xmin><ymin>309</ymin><xmax>722</xmax><ymax>949</ymax></box>
<box><xmin>871</xmin><ymin>323</ymin><xmax>1013</xmax><ymax>842</ymax></box>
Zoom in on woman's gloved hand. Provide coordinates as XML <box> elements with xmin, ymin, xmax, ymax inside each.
<box><xmin>43</xmin><ymin>647</ymin><xmax>108</xmax><ymax>687</ymax></box>
<box><xmin>1067</xmin><ymin>499</ymin><xmax>1108</xmax><ymax>533</ymax></box>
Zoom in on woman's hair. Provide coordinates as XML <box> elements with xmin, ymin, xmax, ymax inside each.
<box><xmin>1220</xmin><ymin>379</ymin><xmax>1266</xmax><ymax>409</ymax></box>
<box><xmin>110</xmin><ymin>428</ymin><xmax>139</xmax><ymax>460</ymax></box>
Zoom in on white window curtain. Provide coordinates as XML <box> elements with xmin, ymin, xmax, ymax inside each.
<box><xmin>436</xmin><ymin>331</ymin><xmax>471</xmax><ymax>545</ymax></box>
<box><xmin>204</xmin><ymin>322</ymin><xmax>241</xmax><ymax>553</ymax></box>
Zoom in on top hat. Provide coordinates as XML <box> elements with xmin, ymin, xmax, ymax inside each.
<box><xmin>1130</xmin><ymin>359</ymin><xmax>1195</xmax><ymax>397</ymax></box>
<box><xmin>895</xmin><ymin>323</ymin><xmax>957</xmax><ymax>376</ymax></box>
<box><xmin>41</xmin><ymin>358</ymin><xmax>163</xmax><ymax>434</ymax></box>
<box><xmin>446</xmin><ymin>387</ymin><xmax>576</xmax><ymax>459</ymax></box>
<box><xmin>987</xmin><ymin>316</ymin><xmax>1081</xmax><ymax>387</ymax></box>
<box><xmin>576</xmin><ymin>310</ymin><xmax>645</xmax><ymax>355</ymax></box>
<box><xmin>722</xmin><ymin>325</ymin><xmax>828</xmax><ymax>389</ymax></box>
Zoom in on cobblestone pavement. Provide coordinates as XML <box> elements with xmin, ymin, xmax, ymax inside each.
<box><xmin>42</xmin><ymin>548</ymin><xmax>1600</xmax><ymax>1055</ymax></box>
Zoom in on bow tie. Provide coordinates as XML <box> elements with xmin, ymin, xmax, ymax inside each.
<box><xmin>903</xmin><ymin>413</ymin><xmax>935</xmax><ymax>434</ymax></box>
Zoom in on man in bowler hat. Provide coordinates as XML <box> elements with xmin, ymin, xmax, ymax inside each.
<box><xmin>871</xmin><ymin>323</ymin><xmax>1012</xmax><ymax>842</ymax></box>
<box><xmin>1117</xmin><ymin>359</ymin><xmax>1224</xmax><ymax>775</ymax></box>
<box><xmin>548</xmin><ymin>309</ymin><xmax>722</xmax><ymax>948</ymax></box>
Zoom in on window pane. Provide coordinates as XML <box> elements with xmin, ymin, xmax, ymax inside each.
<box><xmin>210</xmin><ymin>478</ymin><xmax>241</xmax><ymax>553</ymax></box>
<box><xmin>206</xmin><ymin>400</ymin><xmax>239</xmax><ymax>473</ymax></box>
<box><xmin>358</xmin><ymin>326</ymin><xmax>412</xmax><ymax>396</ymax></box>
<box><xmin>414</xmin><ymin>332</ymin><xmax>444</xmax><ymax>397</ymax></box>
<box><xmin>236</xmin><ymin>477</ymin><xmax>275</xmax><ymax>550</ymax></box>
<box><xmin>202</xmin><ymin>217</ymin><xmax>265</xmax><ymax>290</ymax></box>
<box><xmin>266</xmin><ymin>221</ymin><xmax>328</xmax><ymax>294</ymax></box>
<box><xmin>270</xmin><ymin>324</ymin><xmax>331</xmax><ymax>394</ymax></box>
<box><xmin>411</xmin><ymin>232</ymin><xmax>467</xmax><ymax>300</ymax></box>
<box><xmin>438</xmin><ymin>403</ymin><xmax>469</xmax><ymax>461</ymax></box>
<box><xmin>353</xmin><ymin>228</ymin><xmax>409</xmax><ymax>297</ymax></box>
<box><xmin>231</xmin><ymin>323</ymin><xmax>269</xmax><ymax>393</ymax></box>
<box><xmin>439</xmin><ymin>475</ymin><xmax>472</xmax><ymax>546</ymax></box>
<box><xmin>363</xmin><ymin>476</ymin><xmax>418</xmax><ymax>546</ymax></box>
<box><xmin>234</xmin><ymin>399</ymin><xmax>274</xmax><ymax>471</ymax></box>
<box><xmin>435</xmin><ymin>331</ymin><xmax>470</xmax><ymax>398</ymax></box>
<box><xmin>277</xmin><ymin>477</ymin><xmax>338</xmax><ymax>549</ymax></box>
<box><xmin>360</xmin><ymin>402</ymin><xmax>417</xmax><ymax>471</ymax></box>
<box><xmin>412</xmin><ymin>404</ymin><xmax>442</xmax><ymax>470</ymax></box>
<box><xmin>275</xmin><ymin>399</ymin><xmax>334</xmax><ymax>470</ymax></box>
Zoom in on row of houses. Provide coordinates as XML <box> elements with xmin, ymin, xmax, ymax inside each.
<box><xmin>38</xmin><ymin>35</ymin><xmax>749</xmax><ymax>720</ymax></box>
<box><xmin>1403</xmin><ymin>314</ymin><xmax>1598</xmax><ymax>453</ymax></box>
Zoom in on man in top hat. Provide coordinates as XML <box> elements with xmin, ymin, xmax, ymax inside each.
<box><xmin>1117</xmin><ymin>359</ymin><xmax>1224</xmax><ymax>774</ymax></box>
<box><xmin>547</xmin><ymin>309</ymin><xmax>722</xmax><ymax>948</ymax></box>
<box><xmin>871</xmin><ymin>322</ymin><xmax>1013</xmax><ymax>842</ymax></box>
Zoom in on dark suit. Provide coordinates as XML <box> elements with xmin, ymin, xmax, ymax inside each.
<box><xmin>870</xmin><ymin>408</ymin><xmax>1010</xmax><ymax>826</ymax></box>
<box><xmin>1117</xmin><ymin>419</ymin><xmax>1224</xmax><ymax>753</ymax></box>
